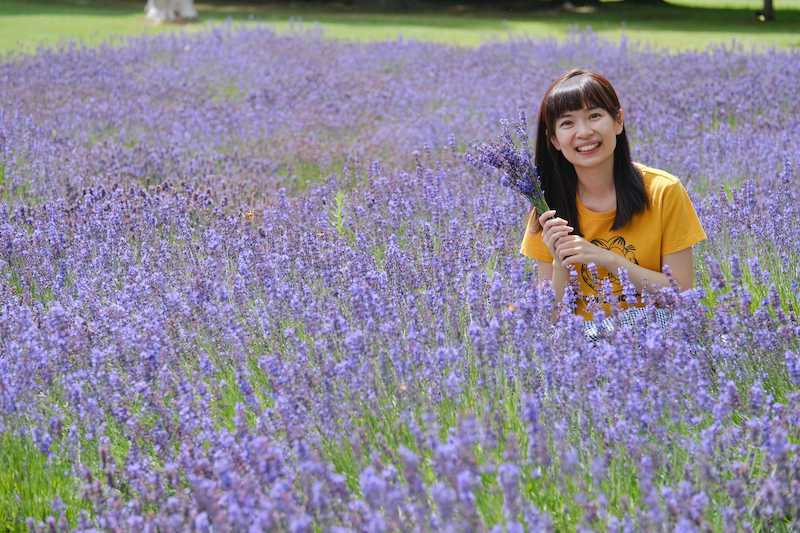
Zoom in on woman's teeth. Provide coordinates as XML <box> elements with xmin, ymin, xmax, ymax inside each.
<box><xmin>577</xmin><ymin>143</ymin><xmax>600</xmax><ymax>152</ymax></box>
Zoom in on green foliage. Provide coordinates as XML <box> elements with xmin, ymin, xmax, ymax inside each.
<box><xmin>0</xmin><ymin>163</ymin><xmax>6</xmax><ymax>201</ymax></box>
<box><xmin>0</xmin><ymin>430</ymin><xmax>89</xmax><ymax>532</ymax></box>
<box><xmin>328</xmin><ymin>190</ymin><xmax>348</xmax><ymax>234</ymax></box>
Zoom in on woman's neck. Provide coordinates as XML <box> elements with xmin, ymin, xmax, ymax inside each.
<box><xmin>576</xmin><ymin>166</ymin><xmax>616</xmax><ymax>213</ymax></box>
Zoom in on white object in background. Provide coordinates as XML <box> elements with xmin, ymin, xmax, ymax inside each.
<box><xmin>144</xmin><ymin>0</ymin><xmax>199</xmax><ymax>24</ymax></box>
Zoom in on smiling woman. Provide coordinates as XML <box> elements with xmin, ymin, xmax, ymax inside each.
<box><xmin>520</xmin><ymin>69</ymin><xmax>707</xmax><ymax>323</ymax></box>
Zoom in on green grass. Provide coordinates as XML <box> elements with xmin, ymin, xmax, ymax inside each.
<box><xmin>0</xmin><ymin>430</ymin><xmax>90</xmax><ymax>532</ymax></box>
<box><xmin>1</xmin><ymin>0</ymin><xmax>800</xmax><ymax>56</ymax></box>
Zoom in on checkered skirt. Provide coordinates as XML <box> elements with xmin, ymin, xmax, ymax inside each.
<box><xmin>582</xmin><ymin>306</ymin><xmax>673</xmax><ymax>341</ymax></box>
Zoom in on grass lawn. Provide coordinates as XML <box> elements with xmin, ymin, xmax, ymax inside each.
<box><xmin>1</xmin><ymin>0</ymin><xmax>799</xmax><ymax>55</ymax></box>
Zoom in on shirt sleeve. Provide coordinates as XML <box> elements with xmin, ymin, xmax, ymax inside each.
<box><xmin>660</xmin><ymin>180</ymin><xmax>707</xmax><ymax>256</ymax></box>
<box><xmin>519</xmin><ymin>206</ymin><xmax>553</xmax><ymax>261</ymax></box>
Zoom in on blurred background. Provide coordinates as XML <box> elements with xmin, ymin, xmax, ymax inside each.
<box><xmin>1</xmin><ymin>0</ymin><xmax>798</xmax><ymax>54</ymax></box>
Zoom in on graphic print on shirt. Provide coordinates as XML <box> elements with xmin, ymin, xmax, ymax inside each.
<box><xmin>581</xmin><ymin>236</ymin><xmax>639</xmax><ymax>294</ymax></box>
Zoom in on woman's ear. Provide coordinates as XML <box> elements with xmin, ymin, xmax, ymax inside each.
<box><xmin>548</xmin><ymin>130</ymin><xmax>562</xmax><ymax>151</ymax></box>
<box><xmin>615</xmin><ymin>108</ymin><xmax>625</xmax><ymax>135</ymax></box>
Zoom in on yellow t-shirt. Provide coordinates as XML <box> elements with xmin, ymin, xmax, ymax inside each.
<box><xmin>519</xmin><ymin>164</ymin><xmax>706</xmax><ymax>319</ymax></box>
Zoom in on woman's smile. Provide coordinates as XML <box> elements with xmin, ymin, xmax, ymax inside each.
<box><xmin>576</xmin><ymin>142</ymin><xmax>601</xmax><ymax>153</ymax></box>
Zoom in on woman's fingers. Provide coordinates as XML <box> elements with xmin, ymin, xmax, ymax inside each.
<box><xmin>539</xmin><ymin>211</ymin><xmax>571</xmax><ymax>230</ymax></box>
<box><xmin>543</xmin><ymin>225</ymin><xmax>572</xmax><ymax>250</ymax></box>
<box><xmin>555</xmin><ymin>236</ymin><xmax>609</xmax><ymax>267</ymax></box>
<box><xmin>537</xmin><ymin>210</ymin><xmax>556</xmax><ymax>227</ymax></box>
<box><xmin>559</xmin><ymin>249</ymin><xmax>579</xmax><ymax>264</ymax></box>
<box><xmin>555</xmin><ymin>235</ymin><xmax>584</xmax><ymax>262</ymax></box>
<box><xmin>545</xmin><ymin>221</ymin><xmax>571</xmax><ymax>234</ymax></box>
<box><xmin>556</xmin><ymin>242</ymin><xmax>575</xmax><ymax>263</ymax></box>
<box><xmin>541</xmin><ymin>218</ymin><xmax>571</xmax><ymax>236</ymax></box>
<box><xmin>538</xmin><ymin>210</ymin><xmax>578</xmax><ymax>264</ymax></box>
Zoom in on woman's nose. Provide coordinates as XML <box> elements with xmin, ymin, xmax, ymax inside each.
<box><xmin>575</xmin><ymin>121</ymin><xmax>592</xmax><ymax>137</ymax></box>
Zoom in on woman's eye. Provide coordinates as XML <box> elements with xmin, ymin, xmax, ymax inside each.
<box><xmin>590</xmin><ymin>113</ymin><xmax>602</xmax><ymax>119</ymax></box>
<box><xmin>560</xmin><ymin>120</ymin><xmax>572</xmax><ymax>127</ymax></box>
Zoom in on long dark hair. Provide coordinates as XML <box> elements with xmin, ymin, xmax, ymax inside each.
<box><xmin>534</xmin><ymin>69</ymin><xmax>648</xmax><ymax>235</ymax></box>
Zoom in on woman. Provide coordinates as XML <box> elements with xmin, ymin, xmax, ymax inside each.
<box><xmin>520</xmin><ymin>69</ymin><xmax>706</xmax><ymax>321</ymax></box>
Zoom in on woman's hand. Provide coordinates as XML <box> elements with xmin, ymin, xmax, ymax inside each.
<box><xmin>552</xmin><ymin>233</ymin><xmax>613</xmax><ymax>268</ymax></box>
<box><xmin>539</xmin><ymin>209</ymin><xmax>613</xmax><ymax>270</ymax></box>
<box><xmin>538</xmin><ymin>210</ymin><xmax>573</xmax><ymax>267</ymax></box>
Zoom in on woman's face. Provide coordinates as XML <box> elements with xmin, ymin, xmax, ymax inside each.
<box><xmin>549</xmin><ymin>105</ymin><xmax>624</xmax><ymax>178</ymax></box>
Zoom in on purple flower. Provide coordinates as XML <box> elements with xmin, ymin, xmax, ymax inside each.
<box><xmin>467</xmin><ymin>107</ymin><xmax>551</xmax><ymax>216</ymax></box>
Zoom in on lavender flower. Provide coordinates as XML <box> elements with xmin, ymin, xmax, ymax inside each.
<box><xmin>466</xmin><ymin>106</ymin><xmax>551</xmax><ymax>217</ymax></box>
<box><xmin>1</xmin><ymin>22</ymin><xmax>800</xmax><ymax>532</ymax></box>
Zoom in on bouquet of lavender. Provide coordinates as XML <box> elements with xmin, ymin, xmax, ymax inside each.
<box><xmin>466</xmin><ymin>106</ymin><xmax>551</xmax><ymax>217</ymax></box>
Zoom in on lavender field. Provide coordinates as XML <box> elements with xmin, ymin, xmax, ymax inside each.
<box><xmin>1</xmin><ymin>23</ymin><xmax>800</xmax><ymax>532</ymax></box>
